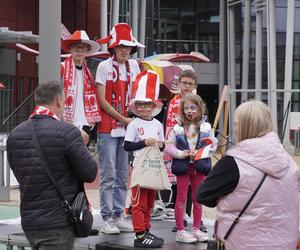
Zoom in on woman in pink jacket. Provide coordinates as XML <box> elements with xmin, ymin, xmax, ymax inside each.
<box><xmin>197</xmin><ymin>100</ymin><xmax>300</xmax><ymax>249</ymax></box>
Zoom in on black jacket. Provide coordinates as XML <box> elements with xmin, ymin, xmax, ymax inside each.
<box><xmin>7</xmin><ymin>115</ymin><xmax>97</xmax><ymax>231</ymax></box>
<box><xmin>196</xmin><ymin>156</ymin><xmax>239</xmax><ymax>207</ymax></box>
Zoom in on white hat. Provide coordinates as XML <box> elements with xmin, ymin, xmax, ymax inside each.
<box><xmin>129</xmin><ymin>70</ymin><xmax>163</xmax><ymax>116</ymax></box>
<box><xmin>61</xmin><ymin>30</ymin><xmax>101</xmax><ymax>55</ymax></box>
<box><xmin>97</xmin><ymin>23</ymin><xmax>145</xmax><ymax>54</ymax></box>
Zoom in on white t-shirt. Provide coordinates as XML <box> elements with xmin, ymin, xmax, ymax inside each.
<box><xmin>95</xmin><ymin>57</ymin><xmax>140</xmax><ymax>86</ymax></box>
<box><xmin>73</xmin><ymin>69</ymin><xmax>89</xmax><ymax>129</ymax></box>
<box><xmin>125</xmin><ymin>117</ymin><xmax>165</xmax><ymax>158</ymax></box>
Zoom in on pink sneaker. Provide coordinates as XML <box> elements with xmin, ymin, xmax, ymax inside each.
<box><xmin>191</xmin><ymin>227</ymin><xmax>209</xmax><ymax>242</ymax></box>
<box><xmin>176</xmin><ymin>230</ymin><xmax>197</xmax><ymax>243</ymax></box>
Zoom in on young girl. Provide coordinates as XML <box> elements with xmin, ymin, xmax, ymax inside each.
<box><xmin>165</xmin><ymin>93</ymin><xmax>217</xmax><ymax>244</ymax></box>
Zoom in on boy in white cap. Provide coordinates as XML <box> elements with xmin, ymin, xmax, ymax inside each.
<box><xmin>61</xmin><ymin>30</ymin><xmax>101</xmax><ymax>144</ymax></box>
<box><xmin>95</xmin><ymin>23</ymin><xmax>144</xmax><ymax>234</ymax></box>
<box><xmin>124</xmin><ymin>70</ymin><xmax>165</xmax><ymax>248</ymax></box>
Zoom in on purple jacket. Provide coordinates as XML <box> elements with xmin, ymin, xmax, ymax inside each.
<box><xmin>216</xmin><ymin>132</ymin><xmax>300</xmax><ymax>249</ymax></box>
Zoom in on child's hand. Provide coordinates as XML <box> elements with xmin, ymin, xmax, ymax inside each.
<box><xmin>145</xmin><ymin>138</ymin><xmax>156</xmax><ymax>146</ymax></box>
<box><xmin>190</xmin><ymin>149</ymin><xmax>197</xmax><ymax>157</ymax></box>
<box><xmin>157</xmin><ymin>141</ymin><xmax>164</xmax><ymax>148</ymax></box>
<box><xmin>182</xmin><ymin>150</ymin><xmax>191</xmax><ymax>158</ymax></box>
<box><xmin>189</xmin><ymin>149</ymin><xmax>197</xmax><ymax>161</ymax></box>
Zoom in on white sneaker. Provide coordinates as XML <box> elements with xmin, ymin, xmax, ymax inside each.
<box><xmin>101</xmin><ymin>219</ymin><xmax>120</xmax><ymax>234</ymax></box>
<box><xmin>176</xmin><ymin>230</ymin><xmax>197</xmax><ymax>243</ymax></box>
<box><xmin>115</xmin><ymin>218</ymin><xmax>133</xmax><ymax>232</ymax></box>
<box><xmin>191</xmin><ymin>227</ymin><xmax>209</xmax><ymax>242</ymax></box>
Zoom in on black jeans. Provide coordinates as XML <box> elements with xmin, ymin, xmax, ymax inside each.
<box><xmin>24</xmin><ymin>226</ymin><xmax>75</xmax><ymax>250</ymax></box>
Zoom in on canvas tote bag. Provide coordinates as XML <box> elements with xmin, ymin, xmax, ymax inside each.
<box><xmin>130</xmin><ymin>145</ymin><xmax>171</xmax><ymax>190</ymax></box>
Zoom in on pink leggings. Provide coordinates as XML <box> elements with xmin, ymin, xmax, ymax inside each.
<box><xmin>175</xmin><ymin>164</ymin><xmax>205</xmax><ymax>230</ymax></box>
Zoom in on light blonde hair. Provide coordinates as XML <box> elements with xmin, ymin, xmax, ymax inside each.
<box><xmin>178</xmin><ymin>94</ymin><xmax>205</xmax><ymax>132</ymax></box>
<box><xmin>234</xmin><ymin>100</ymin><xmax>273</xmax><ymax>143</ymax></box>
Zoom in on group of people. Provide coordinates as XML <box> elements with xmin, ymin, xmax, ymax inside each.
<box><xmin>6</xmin><ymin>22</ymin><xmax>300</xmax><ymax>250</ymax></box>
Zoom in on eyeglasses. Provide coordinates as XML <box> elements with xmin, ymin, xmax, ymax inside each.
<box><xmin>69</xmin><ymin>43</ymin><xmax>90</xmax><ymax>52</ymax></box>
<box><xmin>179</xmin><ymin>81</ymin><xmax>196</xmax><ymax>87</ymax></box>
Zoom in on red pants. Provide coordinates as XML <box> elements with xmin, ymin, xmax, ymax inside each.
<box><xmin>131</xmin><ymin>187</ymin><xmax>155</xmax><ymax>233</ymax></box>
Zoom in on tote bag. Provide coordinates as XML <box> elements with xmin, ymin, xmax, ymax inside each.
<box><xmin>130</xmin><ymin>145</ymin><xmax>171</xmax><ymax>190</ymax></box>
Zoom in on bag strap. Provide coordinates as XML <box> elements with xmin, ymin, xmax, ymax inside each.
<box><xmin>223</xmin><ymin>173</ymin><xmax>267</xmax><ymax>239</ymax></box>
<box><xmin>29</xmin><ymin>120</ymin><xmax>72</xmax><ymax>212</ymax></box>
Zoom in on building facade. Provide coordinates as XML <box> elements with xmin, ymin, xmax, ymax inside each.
<box><xmin>0</xmin><ymin>0</ymin><xmax>299</xmax><ymax>148</ymax></box>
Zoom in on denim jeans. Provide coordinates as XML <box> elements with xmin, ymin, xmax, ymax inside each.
<box><xmin>97</xmin><ymin>133</ymin><xmax>128</xmax><ymax>221</ymax></box>
<box><xmin>24</xmin><ymin>226</ymin><xmax>74</xmax><ymax>250</ymax></box>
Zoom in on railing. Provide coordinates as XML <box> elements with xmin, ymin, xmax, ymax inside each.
<box><xmin>1</xmin><ymin>93</ymin><xmax>35</xmax><ymax>134</ymax></box>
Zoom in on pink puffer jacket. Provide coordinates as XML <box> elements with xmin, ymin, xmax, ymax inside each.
<box><xmin>216</xmin><ymin>132</ymin><xmax>300</xmax><ymax>250</ymax></box>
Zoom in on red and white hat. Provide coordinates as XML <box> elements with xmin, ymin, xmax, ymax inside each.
<box><xmin>97</xmin><ymin>23</ymin><xmax>145</xmax><ymax>54</ymax></box>
<box><xmin>129</xmin><ymin>70</ymin><xmax>163</xmax><ymax>116</ymax></box>
<box><xmin>61</xmin><ymin>30</ymin><xmax>101</xmax><ymax>55</ymax></box>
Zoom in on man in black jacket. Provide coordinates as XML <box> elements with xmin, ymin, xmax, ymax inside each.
<box><xmin>7</xmin><ymin>80</ymin><xmax>98</xmax><ymax>250</ymax></box>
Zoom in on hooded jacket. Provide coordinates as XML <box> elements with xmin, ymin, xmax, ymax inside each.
<box><xmin>215</xmin><ymin>132</ymin><xmax>300</xmax><ymax>249</ymax></box>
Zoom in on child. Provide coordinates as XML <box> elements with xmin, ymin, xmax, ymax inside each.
<box><xmin>124</xmin><ymin>70</ymin><xmax>165</xmax><ymax>248</ymax></box>
<box><xmin>165</xmin><ymin>93</ymin><xmax>217</xmax><ymax>244</ymax></box>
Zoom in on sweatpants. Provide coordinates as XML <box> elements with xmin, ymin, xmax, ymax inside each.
<box><xmin>131</xmin><ymin>187</ymin><xmax>155</xmax><ymax>233</ymax></box>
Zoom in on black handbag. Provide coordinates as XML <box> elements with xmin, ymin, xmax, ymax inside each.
<box><xmin>30</xmin><ymin>121</ymin><xmax>93</xmax><ymax>237</ymax></box>
<box><xmin>206</xmin><ymin>172</ymin><xmax>267</xmax><ymax>250</ymax></box>
<box><xmin>70</xmin><ymin>191</ymin><xmax>93</xmax><ymax>237</ymax></box>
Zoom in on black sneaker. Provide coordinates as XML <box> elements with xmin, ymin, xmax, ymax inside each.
<box><xmin>200</xmin><ymin>220</ymin><xmax>207</xmax><ymax>233</ymax></box>
<box><xmin>146</xmin><ymin>232</ymin><xmax>164</xmax><ymax>243</ymax></box>
<box><xmin>134</xmin><ymin>234</ymin><xmax>163</xmax><ymax>248</ymax></box>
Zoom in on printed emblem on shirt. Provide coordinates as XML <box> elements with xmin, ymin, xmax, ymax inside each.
<box><xmin>138</xmin><ymin>127</ymin><xmax>144</xmax><ymax>135</ymax></box>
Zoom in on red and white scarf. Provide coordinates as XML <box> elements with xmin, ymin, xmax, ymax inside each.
<box><xmin>63</xmin><ymin>56</ymin><xmax>101</xmax><ymax>124</ymax></box>
<box><xmin>164</xmin><ymin>94</ymin><xmax>181</xmax><ymax>162</ymax></box>
<box><xmin>30</xmin><ymin>105</ymin><xmax>59</xmax><ymax>120</ymax></box>
<box><xmin>109</xmin><ymin>57</ymin><xmax>131</xmax><ymax>136</ymax></box>
<box><xmin>112</xmin><ymin>56</ymin><xmax>131</xmax><ymax>114</ymax></box>
<box><xmin>165</xmin><ymin>94</ymin><xmax>181</xmax><ymax>138</ymax></box>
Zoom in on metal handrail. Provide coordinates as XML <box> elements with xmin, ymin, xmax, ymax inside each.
<box><xmin>2</xmin><ymin>92</ymin><xmax>34</xmax><ymax>125</ymax></box>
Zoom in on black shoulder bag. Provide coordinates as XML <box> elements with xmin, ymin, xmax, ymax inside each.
<box><xmin>207</xmin><ymin>173</ymin><xmax>267</xmax><ymax>250</ymax></box>
<box><xmin>29</xmin><ymin>120</ymin><xmax>93</xmax><ymax>237</ymax></box>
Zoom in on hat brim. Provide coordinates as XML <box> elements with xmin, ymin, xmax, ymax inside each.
<box><xmin>129</xmin><ymin>99</ymin><xmax>163</xmax><ymax>116</ymax></box>
<box><xmin>108</xmin><ymin>40</ymin><xmax>145</xmax><ymax>55</ymax></box>
<box><xmin>108</xmin><ymin>46</ymin><xmax>137</xmax><ymax>55</ymax></box>
<box><xmin>61</xmin><ymin>39</ymin><xmax>101</xmax><ymax>55</ymax></box>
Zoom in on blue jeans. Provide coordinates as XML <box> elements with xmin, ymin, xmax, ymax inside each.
<box><xmin>25</xmin><ymin>226</ymin><xmax>74</xmax><ymax>250</ymax></box>
<box><xmin>97</xmin><ymin>133</ymin><xmax>128</xmax><ymax>221</ymax></box>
